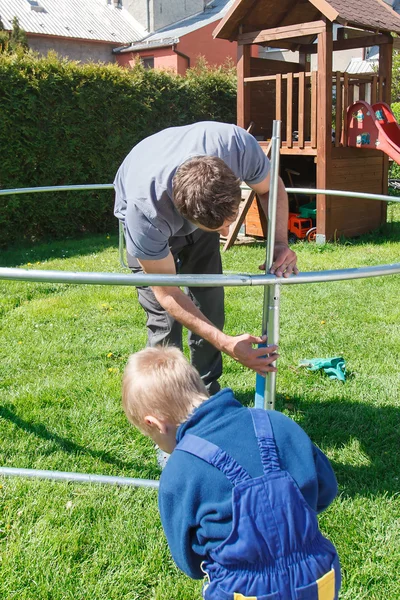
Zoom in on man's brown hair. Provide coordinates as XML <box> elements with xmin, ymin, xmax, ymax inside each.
<box><xmin>172</xmin><ymin>156</ymin><xmax>241</xmax><ymax>229</ymax></box>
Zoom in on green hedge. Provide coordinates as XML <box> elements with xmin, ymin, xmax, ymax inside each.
<box><xmin>0</xmin><ymin>53</ymin><xmax>236</xmax><ymax>247</ymax></box>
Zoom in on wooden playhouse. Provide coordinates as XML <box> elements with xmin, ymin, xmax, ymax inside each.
<box><xmin>214</xmin><ymin>0</ymin><xmax>400</xmax><ymax>242</ymax></box>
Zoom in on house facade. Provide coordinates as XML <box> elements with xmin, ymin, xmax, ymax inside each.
<box><xmin>114</xmin><ymin>1</ymin><xmax>238</xmax><ymax>74</ymax></box>
<box><xmin>0</xmin><ymin>0</ymin><xmax>237</xmax><ymax>68</ymax></box>
<box><xmin>0</xmin><ymin>0</ymin><xmax>146</xmax><ymax>63</ymax></box>
<box><xmin>1</xmin><ymin>0</ymin><xmax>398</xmax><ymax>72</ymax></box>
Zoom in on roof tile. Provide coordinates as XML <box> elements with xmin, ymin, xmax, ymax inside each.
<box><xmin>0</xmin><ymin>0</ymin><xmax>145</xmax><ymax>43</ymax></box>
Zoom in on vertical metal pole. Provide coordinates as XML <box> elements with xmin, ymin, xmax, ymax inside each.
<box><xmin>119</xmin><ymin>220</ymin><xmax>128</xmax><ymax>269</ymax></box>
<box><xmin>255</xmin><ymin>121</ymin><xmax>282</xmax><ymax>410</ymax></box>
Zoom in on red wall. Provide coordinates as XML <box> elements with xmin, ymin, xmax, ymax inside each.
<box><xmin>116</xmin><ymin>46</ymin><xmax>179</xmax><ymax>71</ymax></box>
<box><xmin>177</xmin><ymin>22</ymin><xmax>237</xmax><ymax>72</ymax></box>
<box><xmin>115</xmin><ymin>20</ymin><xmax>238</xmax><ymax>75</ymax></box>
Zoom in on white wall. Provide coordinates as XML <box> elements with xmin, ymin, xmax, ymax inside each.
<box><xmin>258</xmin><ymin>24</ymin><xmax>364</xmax><ymax>72</ymax></box>
<box><xmin>152</xmin><ymin>0</ymin><xmax>205</xmax><ymax>31</ymax></box>
<box><xmin>123</xmin><ymin>0</ymin><xmax>206</xmax><ymax>33</ymax></box>
<box><xmin>28</xmin><ymin>35</ymin><xmax>117</xmax><ymax>63</ymax></box>
<box><xmin>124</xmin><ymin>0</ymin><xmax>150</xmax><ymax>31</ymax></box>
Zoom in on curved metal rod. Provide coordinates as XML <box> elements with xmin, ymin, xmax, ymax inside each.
<box><xmin>1</xmin><ymin>184</ymin><xmax>399</xmax><ymax>204</ymax></box>
<box><xmin>285</xmin><ymin>187</ymin><xmax>400</xmax><ymax>203</ymax></box>
<box><xmin>0</xmin><ymin>467</ymin><xmax>159</xmax><ymax>489</ymax></box>
<box><xmin>1</xmin><ymin>264</ymin><xmax>399</xmax><ymax>287</ymax></box>
<box><xmin>0</xmin><ymin>184</ymin><xmax>114</xmax><ymax>196</ymax></box>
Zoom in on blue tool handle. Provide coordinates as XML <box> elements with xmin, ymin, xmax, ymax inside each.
<box><xmin>254</xmin><ymin>343</ymin><xmax>267</xmax><ymax>409</ymax></box>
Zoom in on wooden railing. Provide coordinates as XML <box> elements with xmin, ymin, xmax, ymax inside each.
<box><xmin>244</xmin><ymin>71</ymin><xmax>318</xmax><ymax>150</ymax></box>
<box><xmin>244</xmin><ymin>70</ymin><xmax>384</xmax><ymax>150</ymax></box>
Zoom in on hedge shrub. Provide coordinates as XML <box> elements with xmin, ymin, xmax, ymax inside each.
<box><xmin>0</xmin><ymin>53</ymin><xmax>236</xmax><ymax>247</ymax></box>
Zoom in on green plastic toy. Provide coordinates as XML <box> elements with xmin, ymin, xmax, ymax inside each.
<box><xmin>299</xmin><ymin>357</ymin><xmax>346</xmax><ymax>382</ymax></box>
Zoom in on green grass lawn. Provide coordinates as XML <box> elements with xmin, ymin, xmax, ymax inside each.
<box><xmin>1</xmin><ymin>206</ymin><xmax>399</xmax><ymax>599</ymax></box>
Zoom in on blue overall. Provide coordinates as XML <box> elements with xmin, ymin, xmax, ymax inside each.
<box><xmin>176</xmin><ymin>409</ymin><xmax>341</xmax><ymax>600</ymax></box>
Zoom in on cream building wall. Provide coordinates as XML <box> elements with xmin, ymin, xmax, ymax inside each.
<box><xmin>27</xmin><ymin>35</ymin><xmax>118</xmax><ymax>63</ymax></box>
<box><xmin>124</xmin><ymin>0</ymin><xmax>207</xmax><ymax>33</ymax></box>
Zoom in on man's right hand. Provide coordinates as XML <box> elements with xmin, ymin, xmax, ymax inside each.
<box><xmin>223</xmin><ymin>334</ymin><xmax>279</xmax><ymax>377</ymax></box>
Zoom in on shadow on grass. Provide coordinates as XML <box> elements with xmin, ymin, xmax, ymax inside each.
<box><xmin>0</xmin><ymin>234</ymin><xmax>119</xmax><ymax>268</ymax></box>
<box><xmin>0</xmin><ymin>404</ymin><xmax>160</xmax><ymax>480</ymax></box>
<box><xmin>242</xmin><ymin>220</ymin><xmax>400</xmax><ymax>252</ymax></box>
<box><xmin>327</xmin><ymin>219</ymin><xmax>400</xmax><ymax>247</ymax></box>
<box><xmin>234</xmin><ymin>389</ymin><xmax>399</xmax><ymax>498</ymax></box>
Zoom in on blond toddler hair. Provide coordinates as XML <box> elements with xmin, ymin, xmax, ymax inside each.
<box><xmin>122</xmin><ymin>346</ymin><xmax>209</xmax><ymax>434</ymax></box>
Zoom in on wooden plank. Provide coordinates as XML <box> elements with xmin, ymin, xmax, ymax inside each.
<box><xmin>275</xmin><ymin>74</ymin><xmax>282</xmax><ymax>122</ymax></box>
<box><xmin>299</xmin><ymin>34</ymin><xmax>392</xmax><ymax>55</ymax></box>
<box><xmin>359</xmin><ymin>83</ymin><xmax>366</xmax><ymax>101</ymax></box>
<box><xmin>238</xmin><ymin>20</ymin><xmax>326</xmax><ymax>45</ymax></box>
<box><xmin>330</xmin><ymin>160</ymin><xmax>384</xmax><ymax>170</ymax></box>
<box><xmin>298</xmin><ymin>71</ymin><xmax>305</xmax><ymax>149</ymax></box>
<box><xmin>224</xmin><ymin>140</ymin><xmax>272</xmax><ymax>251</ymax></box>
<box><xmin>250</xmin><ymin>57</ymin><xmax>301</xmax><ymax>73</ymax></box>
<box><xmin>378</xmin><ymin>76</ymin><xmax>384</xmax><ymax>102</ymax></box>
<box><xmin>213</xmin><ymin>0</ymin><xmax>259</xmax><ymax>41</ymax></box>
<box><xmin>244</xmin><ymin>72</ymin><xmax>311</xmax><ymax>83</ymax></box>
<box><xmin>286</xmin><ymin>72</ymin><xmax>293</xmax><ymax>149</ymax></box>
<box><xmin>331</xmin><ymin>146</ymin><xmax>382</xmax><ymax>159</ymax></box>
<box><xmin>342</xmin><ymin>72</ymin><xmax>349</xmax><ymax>147</ymax></box>
<box><xmin>311</xmin><ymin>71</ymin><xmax>317</xmax><ymax>149</ymax></box>
<box><xmin>307</xmin><ymin>0</ymin><xmax>338</xmax><ymax>22</ymax></box>
<box><xmin>245</xmin><ymin>197</ymin><xmax>268</xmax><ymax>238</ymax></box>
<box><xmin>371</xmin><ymin>75</ymin><xmax>378</xmax><ymax>104</ymax></box>
<box><xmin>223</xmin><ymin>190</ymin><xmax>256</xmax><ymax>251</ymax></box>
<box><xmin>348</xmin><ymin>84</ymin><xmax>354</xmax><ymax>106</ymax></box>
<box><xmin>335</xmin><ymin>72</ymin><xmax>342</xmax><ymax>147</ymax></box>
<box><xmin>304</xmin><ymin>73</ymin><xmax>312</xmax><ymax>142</ymax></box>
<box><xmin>316</xmin><ymin>24</ymin><xmax>333</xmax><ymax>240</ymax></box>
<box><xmin>347</xmin><ymin>74</ymin><xmax>376</xmax><ymax>82</ymax></box>
<box><xmin>330</xmin><ymin>166</ymin><xmax>384</xmax><ymax>176</ymax></box>
<box><xmin>237</xmin><ymin>43</ymin><xmax>251</xmax><ymax>129</ymax></box>
<box><xmin>379</xmin><ymin>42</ymin><xmax>393</xmax><ymax>105</ymax></box>
<box><xmin>281</xmin><ymin>146</ymin><xmax>317</xmax><ymax>155</ymax></box>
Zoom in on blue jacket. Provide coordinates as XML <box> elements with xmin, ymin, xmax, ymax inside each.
<box><xmin>158</xmin><ymin>389</ymin><xmax>338</xmax><ymax>580</ymax></box>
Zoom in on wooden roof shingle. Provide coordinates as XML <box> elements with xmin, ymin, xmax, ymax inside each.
<box><xmin>328</xmin><ymin>0</ymin><xmax>400</xmax><ymax>32</ymax></box>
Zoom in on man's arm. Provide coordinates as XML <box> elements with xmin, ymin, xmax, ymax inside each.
<box><xmin>249</xmin><ymin>173</ymin><xmax>298</xmax><ymax>278</ymax></box>
<box><xmin>138</xmin><ymin>253</ymin><xmax>279</xmax><ymax>376</ymax></box>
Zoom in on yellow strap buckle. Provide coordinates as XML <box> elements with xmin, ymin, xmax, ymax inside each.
<box><xmin>317</xmin><ymin>567</ymin><xmax>335</xmax><ymax>600</ymax></box>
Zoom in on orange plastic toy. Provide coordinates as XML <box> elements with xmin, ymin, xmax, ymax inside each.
<box><xmin>288</xmin><ymin>213</ymin><xmax>316</xmax><ymax>244</ymax></box>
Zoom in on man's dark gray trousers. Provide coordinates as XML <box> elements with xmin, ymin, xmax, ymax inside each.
<box><xmin>128</xmin><ymin>229</ymin><xmax>224</xmax><ymax>395</ymax></box>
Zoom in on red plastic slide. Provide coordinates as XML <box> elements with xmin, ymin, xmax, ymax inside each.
<box><xmin>347</xmin><ymin>100</ymin><xmax>400</xmax><ymax>164</ymax></box>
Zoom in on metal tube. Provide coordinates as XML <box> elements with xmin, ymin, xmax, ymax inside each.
<box><xmin>240</xmin><ymin>184</ymin><xmax>400</xmax><ymax>204</ymax></box>
<box><xmin>1</xmin><ymin>264</ymin><xmax>399</xmax><ymax>287</ymax></box>
<box><xmin>0</xmin><ymin>467</ymin><xmax>159</xmax><ymax>489</ymax></box>
<box><xmin>0</xmin><ymin>267</ymin><xmax>252</xmax><ymax>287</ymax></box>
<box><xmin>0</xmin><ymin>184</ymin><xmax>114</xmax><ymax>196</ymax></box>
<box><xmin>285</xmin><ymin>188</ymin><xmax>400</xmax><ymax>203</ymax></box>
<box><xmin>264</xmin><ymin>122</ymin><xmax>281</xmax><ymax>411</ymax></box>
<box><xmin>118</xmin><ymin>220</ymin><xmax>128</xmax><ymax>269</ymax></box>
<box><xmin>265</xmin><ymin>121</ymin><xmax>281</xmax><ymax>272</ymax></box>
<box><xmin>1</xmin><ymin>184</ymin><xmax>398</xmax><ymax>204</ymax></box>
<box><xmin>255</xmin><ymin>121</ymin><xmax>281</xmax><ymax>410</ymax></box>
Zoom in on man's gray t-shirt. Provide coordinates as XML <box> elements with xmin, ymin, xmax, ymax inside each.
<box><xmin>114</xmin><ymin>121</ymin><xmax>270</xmax><ymax>260</ymax></box>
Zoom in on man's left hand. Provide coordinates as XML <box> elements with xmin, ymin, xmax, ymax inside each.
<box><xmin>259</xmin><ymin>242</ymin><xmax>298</xmax><ymax>278</ymax></box>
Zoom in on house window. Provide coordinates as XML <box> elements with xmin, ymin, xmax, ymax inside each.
<box><xmin>141</xmin><ymin>56</ymin><xmax>154</xmax><ymax>70</ymax></box>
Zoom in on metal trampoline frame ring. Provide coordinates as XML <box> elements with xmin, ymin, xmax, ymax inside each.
<box><xmin>0</xmin><ymin>122</ymin><xmax>399</xmax><ymax>487</ymax></box>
